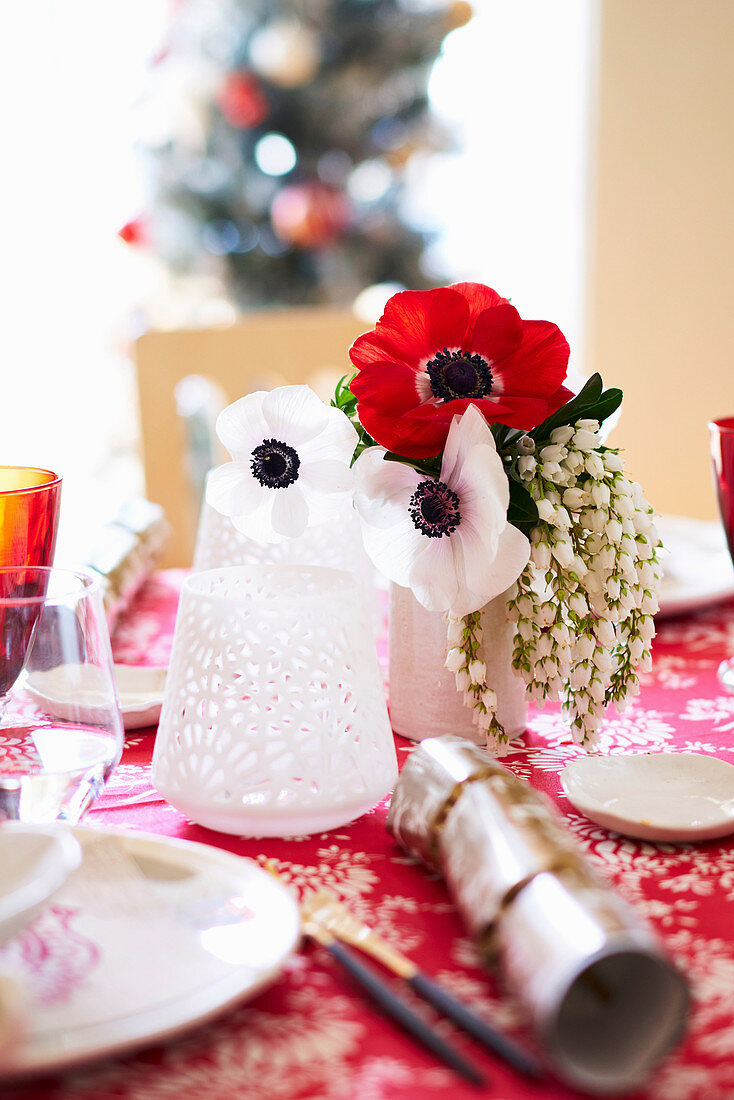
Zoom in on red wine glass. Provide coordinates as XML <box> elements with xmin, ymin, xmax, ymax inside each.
<box><xmin>709</xmin><ymin>417</ymin><xmax>734</xmax><ymax>690</ymax></box>
<box><xmin>0</xmin><ymin>467</ymin><xmax>61</xmax><ymax>570</ymax></box>
<box><xmin>0</xmin><ymin>468</ymin><xmax>62</xmax><ymax>702</ymax></box>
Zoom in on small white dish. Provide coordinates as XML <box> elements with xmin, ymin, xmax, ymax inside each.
<box><xmin>656</xmin><ymin>515</ymin><xmax>734</xmax><ymax>618</ymax></box>
<box><xmin>561</xmin><ymin>752</ymin><xmax>734</xmax><ymax>842</ymax></box>
<box><xmin>26</xmin><ymin>664</ymin><xmax>167</xmax><ymax>731</ymax></box>
<box><xmin>113</xmin><ymin>665</ymin><xmax>167</xmax><ymax>729</ymax></box>
<box><xmin>0</xmin><ymin>825</ymin><xmax>300</xmax><ymax>1080</ymax></box>
<box><xmin>0</xmin><ymin>826</ymin><xmax>82</xmax><ymax>945</ymax></box>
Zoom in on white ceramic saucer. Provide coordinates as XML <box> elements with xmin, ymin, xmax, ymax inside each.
<box><xmin>560</xmin><ymin>752</ymin><xmax>734</xmax><ymax>842</ymax></box>
<box><xmin>113</xmin><ymin>665</ymin><xmax>168</xmax><ymax>729</ymax></box>
<box><xmin>26</xmin><ymin>664</ymin><xmax>167</xmax><ymax>731</ymax></box>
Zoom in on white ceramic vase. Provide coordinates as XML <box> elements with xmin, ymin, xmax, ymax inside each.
<box><xmin>388</xmin><ymin>584</ymin><xmax>528</xmax><ymax>746</ymax></box>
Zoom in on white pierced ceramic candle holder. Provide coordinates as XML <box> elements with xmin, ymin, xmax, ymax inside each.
<box><xmin>152</xmin><ymin>565</ymin><xmax>397</xmax><ymax>836</ymax></box>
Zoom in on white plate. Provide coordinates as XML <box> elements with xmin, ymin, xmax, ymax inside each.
<box><xmin>114</xmin><ymin>665</ymin><xmax>167</xmax><ymax>729</ymax></box>
<box><xmin>561</xmin><ymin>752</ymin><xmax>734</xmax><ymax>842</ymax></box>
<box><xmin>26</xmin><ymin>664</ymin><xmax>167</xmax><ymax>731</ymax></box>
<box><xmin>0</xmin><ymin>825</ymin><xmax>300</xmax><ymax>1079</ymax></box>
<box><xmin>0</xmin><ymin>826</ymin><xmax>81</xmax><ymax>946</ymax></box>
<box><xmin>657</xmin><ymin>515</ymin><xmax>734</xmax><ymax>617</ymax></box>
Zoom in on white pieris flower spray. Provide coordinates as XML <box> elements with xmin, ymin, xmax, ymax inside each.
<box><xmin>445</xmin><ymin>610</ymin><xmax>504</xmax><ymax>751</ymax></box>
<box><xmin>506</xmin><ymin>418</ymin><xmax>663</xmax><ymax>747</ymax></box>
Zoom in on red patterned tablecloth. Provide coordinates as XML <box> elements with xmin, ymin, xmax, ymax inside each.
<box><xmin>10</xmin><ymin>572</ymin><xmax>734</xmax><ymax>1100</ymax></box>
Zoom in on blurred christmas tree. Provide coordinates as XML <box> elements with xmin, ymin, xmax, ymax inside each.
<box><xmin>123</xmin><ymin>0</ymin><xmax>470</xmax><ymax>313</ymax></box>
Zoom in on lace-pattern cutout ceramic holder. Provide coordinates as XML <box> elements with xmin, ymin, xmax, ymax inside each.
<box><xmin>152</xmin><ymin>565</ymin><xmax>397</xmax><ymax>836</ymax></box>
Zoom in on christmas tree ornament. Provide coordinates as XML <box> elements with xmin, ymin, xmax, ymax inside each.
<box><xmin>248</xmin><ymin>20</ymin><xmax>321</xmax><ymax>89</ymax></box>
<box><xmin>270</xmin><ymin>183</ymin><xmax>350</xmax><ymax>249</ymax></box>
<box><xmin>217</xmin><ymin>71</ymin><xmax>268</xmax><ymax>129</ymax></box>
<box><xmin>254</xmin><ymin>133</ymin><xmax>298</xmax><ymax>176</ymax></box>
<box><xmin>447</xmin><ymin>0</ymin><xmax>473</xmax><ymax>30</ymax></box>
<box><xmin>118</xmin><ymin>218</ymin><xmax>148</xmax><ymax>246</ymax></box>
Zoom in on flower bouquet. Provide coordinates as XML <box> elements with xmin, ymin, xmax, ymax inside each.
<box><xmin>208</xmin><ymin>282</ymin><xmax>662</xmax><ymax>754</ymax></box>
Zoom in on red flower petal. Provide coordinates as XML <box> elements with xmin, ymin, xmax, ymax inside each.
<box><xmin>357</xmin><ymin>403</ymin><xmax>448</xmax><ymax>459</ymax></box>
<box><xmin>470</xmin><ymin>303</ymin><xmax>524</xmax><ymax>363</ymax></box>
<box><xmin>349</xmin><ymin>288</ymin><xmax>470</xmax><ymax>372</ymax></box>
<box><xmin>424</xmin><ymin>395</ymin><xmax>550</xmax><ymax>432</ymax></box>
<box><xmin>349</xmin><ymin>362</ymin><xmax>418</xmax><ymax>414</ymax></box>
<box><xmin>546</xmin><ymin>384</ymin><xmax>575</xmax><ymax>414</ymax></box>
<box><xmin>493</xmin><ymin>320</ymin><xmax>570</xmax><ymax>396</ymax></box>
<box><xmin>449</xmin><ymin>282</ymin><xmax>510</xmax><ymax>326</ymax></box>
<box><xmin>474</xmin><ymin>394</ymin><xmax>552</xmax><ymax>429</ymax></box>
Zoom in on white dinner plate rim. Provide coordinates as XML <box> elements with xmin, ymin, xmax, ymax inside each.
<box><xmin>656</xmin><ymin>515</ymin><xmax>734</xmax><ymax>618</ymax></box>
<box><xmin>560</xmin><ymin>752</ymin><xmax>734</xmax><ymax>842</ymax></box>
<box><xmin>1</xmin><ymin>825</ymin><xmax>300</xmax><ymax>1080</ymax></box>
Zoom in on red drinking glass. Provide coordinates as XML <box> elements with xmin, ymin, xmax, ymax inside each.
<box><xmin>0</xmin><ymin>468</ymin><xmax>62</xmax><ymax>701</ymax></box>
<box><xmin>0</xmin><ymin>467</ymin><xmax>62</xmax><ymax>571</ymax></box>
<box><xmin>709</xmin><ymin>418</ymin><xmax>734</xmax><ymax>690</ymax></box>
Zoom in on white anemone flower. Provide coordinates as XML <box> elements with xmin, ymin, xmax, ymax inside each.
<box><xmin>354</xmin><ymin>404</ymin><xmax>531</xmax><ymax>615</ymax></box>
<box><xmin>206</xmin><ymin>385</ymin><xmax>358</xmax><ymax>543</ymax></box>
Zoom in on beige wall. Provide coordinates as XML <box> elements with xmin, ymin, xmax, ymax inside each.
<box><xmin>587</xmin><ymin>0</ymin><xmax>734</xmax><ymax>518</ymax></box>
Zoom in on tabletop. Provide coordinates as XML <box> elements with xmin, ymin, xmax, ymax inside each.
<box><xmin>7</xmin><ymin>571</ymin><xmax>734</xmax><ymax>1100</ymax></box>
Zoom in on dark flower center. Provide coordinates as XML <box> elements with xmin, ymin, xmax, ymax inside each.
<box><xmin>408</xmin><ymin>479</ymin><xmax>461</xmax><ymax>538</ymax></box>
<box><xmin>250</xmin><ymin>438</ymin><xmax>300</xmax><ymax>488</ymax></box>
<box><xmin>426</xmin><ymin>347</ymin><xmax>493</xmax><ymax>402</ymax></box>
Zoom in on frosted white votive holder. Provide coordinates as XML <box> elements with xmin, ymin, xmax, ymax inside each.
<box><xmin>152</xmin><ymin>565</ymin><xmax>397</xmax><ymax>836</ymax></box>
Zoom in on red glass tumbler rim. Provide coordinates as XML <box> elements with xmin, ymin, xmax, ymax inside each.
<box><xmin>0</xmin><ymin>566</ymin><xmax>98</xmax><ymax>607</ymax></box>
<box><xmin>0</xmin><ymin>466</ymin><xmax>62</xmax><ymax>496</ymax></box>
<box><xmin>709</xmin><ymin>417</ymin><xmax>734</xmax><ymax>434</ymax></box>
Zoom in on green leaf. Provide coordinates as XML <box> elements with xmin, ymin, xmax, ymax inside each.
<box><xmin>384</xmin><ymin>451</ymin><xmax>442</xmax><ymax>478</ymax></box>
<box><xmin>507</xmin><ymin>478</ymin><xmax>539</xmax><ymax>535</ymax></box>
<box><xmin>589</xmin><ymin>387</ymin><xmax>623</xmax><ymax>424</ymax></box>
<box><xmin>350</xmin><ymin>423</ymin><xmax>376</xmax><ymax>466</ymax></box>
<box><xmin>331</xmin><ymin>372</ymin><xmax>358</xmax><ymax>415</ymax></box>
<box><xmin>531</xmin><ymin>373</ymin><xmax>622</xmax><ymax>444</ymax></box>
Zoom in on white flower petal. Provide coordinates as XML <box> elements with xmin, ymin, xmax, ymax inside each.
<box><xmin>360</xmin><ymin>512</ymin><xmax>426</xmax><ymax>588</ymax></box>
<box><xmin>354</xmin><ymin>448</ymin><xmax>421</xmax><ymax>530</ymax></box>
<box><xmin>440</xmin><ymin>404</ymin><xmax>495</xmax><ymax>486</ymax></box>
<box><xmin>299</xmin><ymin>459</ymin><xmax>354</xmax><ymax>494</ymax></box>
<box><xmin>262</xmin><ymin>385</ymin><xmax>328</xmax><ymax>445</ymax></box>
<box><xmin>271</xmin><ymin>485</ymin><xmax>309</xmax><ymax>538</ymax></box>
<box><xmin>206</xmin><ymin>462</ymin><xmax>262</xmax><ymax>517</ymax></box>
<box><xmin>408</xmin><ymin>536</ymin><xmax>462</xmax><ymax>612</ymax></box>
<box><xmin>216</xmin><ymin>394</ymin><xmax>269</xmax><ymax>458</ymax></box>
<box><xmin>455</xmin><ymin>520</ymin><xmax>530</xmax><ymax>614</ymax></box>
<box><xmin>447</xmin><ymin>447</ymin><xmax>510</xmax><ymax>575</ymax></box>
<box><xmin>231</xmin><ymin>494</ymin><xmax>280</xmax><ymax>544</ymax></box>
<box><xmin>453</xmin><ymin>442</ymin><xmax>510</xmax><ymax>518</ymax></box>
<box><xmin>304</xmin><ymin>488</ymin><xmax>356</xmax><ymax>529</ymax></box>
<box><xmin>299</xmin><ymin>404</ymin><xmax>358</xmax><ymax>463</ymax></box>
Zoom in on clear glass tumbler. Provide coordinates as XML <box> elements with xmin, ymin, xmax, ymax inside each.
<box><xmin>0</xmin><ymin>567</ymin><xmax>124</xmax><ymax>822</ymax></box>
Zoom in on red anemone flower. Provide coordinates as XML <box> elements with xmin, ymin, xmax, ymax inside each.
<box><xmin>349</xmin><ymin>283</ymin><xmax>573</xmax><ymax>458</ymax></box>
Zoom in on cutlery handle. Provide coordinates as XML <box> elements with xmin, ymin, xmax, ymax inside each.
<box><xmin>325</xmin><ymin>940</ymin><xmax>486</xmax><ymax>1087</ymax></box>
<box><xmin>408</xmin><ymin>971</ymin><xmax>542</xmax><ymax>1080</ymax></box>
